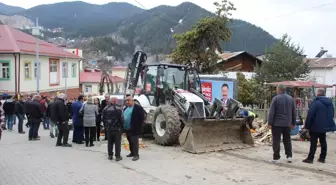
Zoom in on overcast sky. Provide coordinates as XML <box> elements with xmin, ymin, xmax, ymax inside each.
<box><xmin>2</xmin><ymin>0</ymin><xmax>336</xmax><ymax>57</ymax></box>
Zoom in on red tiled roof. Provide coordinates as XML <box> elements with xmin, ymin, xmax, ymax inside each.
<box><xmin>307</xmin><ymin>58</ymin><xmax>336</xmax><ymax>68</ymax></box>
<box><xmin>80</xmin><ymin>71</ymin><xmax>124</xmax><ymax>83</ymax></box>
<box><xmin>0</xmin><ymin>25</ymin><xmax>80</xmax><ymax>59</ymax></box>
<box><xmin>266</xmin><ymin>81</ymin><xmax>332</xmax><ymax>88</ymax></box>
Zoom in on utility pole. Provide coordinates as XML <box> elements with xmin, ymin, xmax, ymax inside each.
<box><xmin>32</xmin><ymin>18</ymin><xmax>40</xmax><ymax>95</ymax></box>
<box><xmin>65</xmin><ymin>45</ymin><xmax>68</xmax><ymax>96</ymax></box>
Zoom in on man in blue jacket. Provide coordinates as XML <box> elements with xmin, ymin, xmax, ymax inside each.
<box><xmin>71</xmin><ymin>95</ymin><xmax>85</xmax><ymax>144</ymax></box>
<box><xmin>303</xmin><ymin>88</ymin><xmax>336</xmax><ymax>164</ymax></box>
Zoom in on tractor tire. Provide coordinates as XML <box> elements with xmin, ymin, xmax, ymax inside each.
<box><xmin>152</xmin><ymin>105</ymin><xmax>181</xmax><ymax>145</ymax></box>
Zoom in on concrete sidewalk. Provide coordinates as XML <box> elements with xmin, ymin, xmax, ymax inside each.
<box><xmin>1</xmin><ymin>124</ymin><xmax>336</xmax><ymax>185</ymax></box>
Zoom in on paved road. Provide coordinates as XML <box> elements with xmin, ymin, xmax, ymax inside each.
<box><xmin>1</xmin><ymin>124</ymin><xmax>336</xmax><ymax>185</ymax></box>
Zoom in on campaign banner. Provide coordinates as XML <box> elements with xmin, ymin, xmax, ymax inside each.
<box><xmin>200</xmin><ymin>79</ymin><xmax>234</xmax><ymax>103</ymax></box>
<box><xmin>201</xmin><ymin>82</ymin><xmax>212</xmax><ymax>101</ymax></box>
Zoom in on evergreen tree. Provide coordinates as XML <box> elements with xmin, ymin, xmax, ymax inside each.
<box><xmin>255</xmin><ymin>34</ymin><xmax>310</xmax><ymax>83</ymax></box>
<box><xmin>170</xmin><ymin>0</ymin><xmax>235</xmax><ymax>72</ymax></box>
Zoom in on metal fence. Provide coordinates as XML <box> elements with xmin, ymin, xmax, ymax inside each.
<box><xmin>251</xmin><ymin>98</ymin><xmax>336</xmax><ymax>123</ymax></box>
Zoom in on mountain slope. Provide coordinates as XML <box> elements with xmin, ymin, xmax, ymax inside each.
<box><xmin>114</xmin><ymin>2</ymin><xmax>276</xmax><ymax>55</ymax></box>
<box><xmin>0</xmin><ymin>2</ymin><xmax>25</xmax><ymax>15</ymax></box>
<box><xmin>15</xmin><ymin>1</ymin><xmax>277</xmax><ymax>56</ymax></box>
<box><xmin>116</xmin><ymin>2</ymin><xmax>213</xmax><ymax>54</ymax></box>
<box><xmin>20</xmin><ymin>1</ymin><xmax>144</xmax><ymax>31</ymax></box>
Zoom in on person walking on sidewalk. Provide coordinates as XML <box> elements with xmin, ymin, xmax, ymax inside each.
<box><xmin>26</xmin><ymin>95</ymin><xmax>43</xmax><ymax>141</ymax></box>
<box><xmin>268</xmin><ymin>85</ymin><xmax>296</xmax><ymax>164</ymax></box>
<box><xmin>72</xmin><ymin>95</ymin><xmax>85</xmax><ymax>144</ymax></box>
<box><xmin>302</xmin><ymin>88</ymin><xmax>336</xmax><ymax>164</ymax></box>
<box><xmin>79</xmin><ymin>96</ymin><xmax>98</xmax><ymax>147</ymax></box>
<box><xmin>123</xmin><ymin>94</ymin><xmax>145</xmax><ymax>161</ymax></box>
<box><xmin>52</xmin><ymin>93</ymin><xmax>71</xmax><ymax>147</ymax></box>
<box><xmin>102</xmin><ymin>97</ymin><xmax>124</xmax><ymax>161</ymax></box>
<box><xmin>14</xmin><ymin>97</ymin><xmax>26</xmax><ymax>134</ymax></box>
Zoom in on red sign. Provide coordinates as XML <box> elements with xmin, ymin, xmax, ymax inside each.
<box><xmin>201</xmin><ymin>82</ymin><xmax>212</xmax><ymax>101</ymax></box>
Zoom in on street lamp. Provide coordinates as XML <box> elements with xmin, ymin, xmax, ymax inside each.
<box><xmin>32</xmin><ymin>17</ymin><xmax>41</xmax><ymax>95</ymax></box>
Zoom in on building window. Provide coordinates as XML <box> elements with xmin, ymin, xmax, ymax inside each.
<box><xmin>62</xmin><ymin>62</ymin><xmax>68</xmax><ymax>78</ymax></box>
<box><xmin>71</xmin><ymin>63</ymin><xmax>77</xmax><ymax>77</ymax></box>
<box><xmin>49</xmin><ymin>59</ymin><xmax>59</xmax><ymax>85</ymax></box>
<box><xmin>85</xmin><ymin>85</ymin><xmax>92</xmax><ymax>93</ymax></box>
<box><xmin>34</xmin><ymin>62</ymin><xmax>41</xmax><ymax>79</ymax></box>
<box><xmin>50</xmin><ymin>60</ymin><xmax>58</xmax><ymax>72</ymax></box>
<box><xmin>24</xmin><ymin>61</ymin><xmax>32</xmax><ymax>79</ymax></box>
<box><xmin>0</xmin><ymin>60</ymin><xmax>10</xmax><ymax>80</ymax></box>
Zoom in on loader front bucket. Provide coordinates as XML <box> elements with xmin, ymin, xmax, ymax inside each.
<box><xmin>179</xmin><ymin>118</ymin><xmax>254</xmax><ymax>154</ymax></box>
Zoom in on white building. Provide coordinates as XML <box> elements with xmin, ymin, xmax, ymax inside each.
<box><xmin>0</xmin><ymin>25</ymin><xmax>81</xmax><ymax>99</ymax></box>
<box><xmin>80</xmin><ymin>69</ymin><xmax>124</xmax><ymax>96</ymax></box>
<box><xmin>308</xmin><ymin>57</ymin><xmax>336</xmax><ymax>97</ymax></box>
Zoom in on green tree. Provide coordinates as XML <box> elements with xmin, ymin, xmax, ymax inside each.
<box><xmin>170</xmin><ymin>0</ymin><xmax>235</xmax><ymax>72</ymax></box>
<box><xmin>237</xmin><ymin>72</ymin><xmax>263</xmax><ymax>106</ymax></box>
<box><xmin>0</xmin><ymin>20</ymin><xmax>3</xmax><ymax>25</ymax></box>
<box><xmin>255</xmin><ymin>34</ymin><xmax>310</xmax><ymax>83</ymax></box>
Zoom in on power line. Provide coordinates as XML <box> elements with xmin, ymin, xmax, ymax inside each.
<box><xmin>134</xmin><ymin>0</ymin><xmax>336</xmax><ymax>30</ymax></box>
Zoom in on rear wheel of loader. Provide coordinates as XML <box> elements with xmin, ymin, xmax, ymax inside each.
<box><xmin>152</xmin><ymin>105</ymin><xmax>181</xmax><ymax>145</ymax></box>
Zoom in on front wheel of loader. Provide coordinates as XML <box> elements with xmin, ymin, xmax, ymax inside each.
<box><xmin>152</xmin><ymin>105</ymin><xmax>181</xmax><ymax>145</ymax></box>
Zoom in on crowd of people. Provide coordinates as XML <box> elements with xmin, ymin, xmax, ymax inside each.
<box><xmin>1</xmin><ymin>85</ymin><xmax>335</xmax><ymax>164</ymax></box>
<box><xmin>0</xmin><ymin>93</ymin><xmax>145</xmax><ymax>162</ymax></box>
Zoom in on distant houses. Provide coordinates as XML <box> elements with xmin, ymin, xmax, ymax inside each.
<box><xmin>307</xmin><ymin>57</ymin><xmax>336</xmax><ymax>97</ymax></box>
<box><xmin>79</xmin><ymin>67</ymin><xmax>125</xmax><ymax>96</ymax></box>
<box><xmin>216</xmin><ymin>51</ymin><xmax>263</xmax><ymax>72</ymax></box>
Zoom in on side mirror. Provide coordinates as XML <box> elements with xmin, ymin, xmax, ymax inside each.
<box><xmin>158</xmin><ymin>68</ymin><xmax>165</xmax><ymax>77</ymax></box>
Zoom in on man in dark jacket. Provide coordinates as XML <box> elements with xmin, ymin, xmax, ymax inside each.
<box><xmin>15</xmin><ymin>97</ymin><xmax>26</xmax><ymax>134</ymax></box>
<box><xmin>26</xmin><ymin>95</ymin><xmax>43</xmax><ymax>141</ymax></box>
<box><xmin>100</xmin><ymin>94</ymin><xmax>110</xmax><ymax>141</ymax></box>
<box><xmin>47</xmin><ymin>99</ymin><xmax>59</xmax><ymax>138</ymax></box>
<box><xmin>52</xmin><ymin>93</ymin><xmax>71</xmax><ymax>147</ymax></box>
<box><xmin>268</xmin><ymin>85</ymin><xmax>296</xmax><ymax>164</ymax></box>
<box><xmin>302</xmin><ymin>89</ymin><xmax>336</xmax><ymax>164</ymax></box>
<box><xmin>3</xmin><ymin>97</ymin><xmax>16</xmax><ymax>131</ymax></box>
<box><xmin>123</xmin><ymin>94</ymin><xmax>145</xmax><ymax>161</ymax></box>
<box><xmin>24</xmin><ymin>96</ymin><xmax>32</xmax><ymax>128</ymax></box>
<box><xmin>102</xmin><ymin>97</ymin><xmax>124</xmax><ymax>161</ymax></box>
<box><xmin>40</xmin><ymin>96</ymin><xmax>49</xmax><ymax>129</ymax></box>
